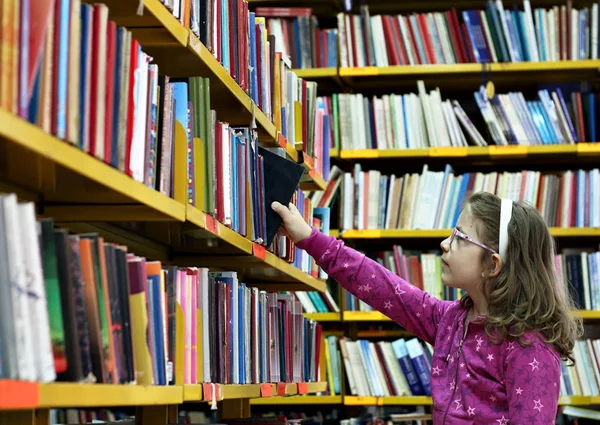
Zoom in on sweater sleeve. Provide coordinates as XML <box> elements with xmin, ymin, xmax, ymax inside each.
<box><xmin>503</xmin><ymin>342</ymin><xmax>561</xmax><ymax>424</ymax></box>
<box><xmin>296</xmin><ymin>227</ymin><xmax>453</xmax><ymax>345</ymax></box>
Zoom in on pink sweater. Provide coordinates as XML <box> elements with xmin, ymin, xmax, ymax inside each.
<box><xmin>297</xmin><ymin>228</ymin><xmax>561</xmax><ymax>424</ymax></box>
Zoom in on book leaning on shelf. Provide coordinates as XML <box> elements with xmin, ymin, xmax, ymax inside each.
<box><xmin>0</xmin><ymin>193</ymin><xmax>323</xmax><ymax>385</ymax></box>
<box><xmin>336</xmin><ymin>164</ymin><xmax>600</xmax><ymax>231</ymax></box>
<box><xmin>337</xmin><ymin>1</ymin><xmax>600</xmax><ymax>67</ymax></box>
<box><xmin>327</xmin><ymin>81</ymin><xmax>600</xmax><ymax>151</ymax></box>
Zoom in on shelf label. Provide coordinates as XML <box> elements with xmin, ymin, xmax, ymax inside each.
<box><xmin>489</xmin><ymin>145</ymin><xmax>527</xmax><ymax>157</ymax></box>
<box><xmin>277</xmin><ymin>382</ymin><xmax>287</xmax><ymax>396</ymax></box>
<box><xmin>297</xmin><ymin>382</ymin><xmax>308</xmax><ymax>394</ymax></box>
<box><xmin>253</xmin><ymin>243</ymin><xmax>267</xmax><ymax>260</ymax></box>
<box><xmin>277</xmin><ymin>133</ymin><xmax>287</xmax><ymax>149</ymax></box>
<box><xmin>260</xmin><ymin>384</ymin><xmax>273</xmax><ymax>398</ymax></box>
<box><xmin>205</xmin><ymin>215</ymin><xmax>220</xmax><ymax>235</ymax></box>
<box><xmin>202</xmin><ymin>383</ymin><xmax>222</xmax><ymax>402</ymax></box>
<box><xmin>429</xmin><ymin>147</ymin><xmax>468</xmax><ymax>157</ymax></box>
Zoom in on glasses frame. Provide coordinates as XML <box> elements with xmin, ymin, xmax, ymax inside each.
<box><xmin>449</xmin><ymin>228</ymin><xmax>497</xmax><ymax>254</ymax></box>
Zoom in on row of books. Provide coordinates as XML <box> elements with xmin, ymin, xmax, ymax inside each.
<box><xmin>0</xmin><ymin>193</ymin><xmax>323</xmax><ymax>384</ymax></box>
<box><xmin>336</xmin><ymin>165</ymin><xmax>600</xmax><ymax>230</ymax></box>
<box><xmin>49</xmin><ymin>409</ymin><xmax>130</xmax><ymax>425</ymax></box>
<box><xmin>294</xmin><ymin>289</ymin><xmax>340</xmax><ymax>314</ymax></box>
<box><xmin>561</xmin><ymin>339</ymin><xmax>600</xmax><ymax>397</ymax></box>
<box><xmin>330</xmin><ymin>83</ymin><xmax>599</xmax><ymax>151</ymax></box>
<box><xmin>337</xmin><ymin>1</ymin><xmax>600</xmax><ymax>68</ymax></box>
<box><xmin>255</xmin><ymin>7</ymin><xmax>339</xmax><ymax>69</ymax></box>
<box><xmin>338</xmin><ymin>337</ymin><xmax>433</xmax><ymax>397</ymax></box>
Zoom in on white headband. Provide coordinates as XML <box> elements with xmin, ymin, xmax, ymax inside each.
<box><xmin>499</xmin><ymin>198</ymin><xmax>513</xmax><ymax>261</ymax></box>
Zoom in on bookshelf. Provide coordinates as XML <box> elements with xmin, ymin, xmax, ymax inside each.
<box><xmin>340</xmin><ymin>228</ymin><xmax>600</xmax><ymax>239</ymax></box>
<box><xmin>0</xmin><ymin>0</ymin><xmax>332</xmax><ymax>423</ymax></box>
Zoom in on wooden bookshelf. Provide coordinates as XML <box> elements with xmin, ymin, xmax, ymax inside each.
<box><xmin>343</xmin><ymin>310</ymin><xmax>600</xmax><ymax>322</ymax></box>
<box><xmin>38</xmin><ymin>384</ymin><xmax>183</xmax><ymax>408</ymax></box>
<box><xmin>251</xmin><ymin>395</ymin><xmax>343</xmax><ymax>405</ymax></box>
<box><xmin>336</xmin><ymin>144</ymin><xmax>600</xmax><ymax>161</ymax></box>
<box><xmin>343</xmin><ymin>395</ymin><xmax>600</xmax><ymax>406</ymax></box>
<box><xmin>90</xmin><ymin>0</ymin><xmax>328</xmax><ymax>189</ymax></box>
<box><xmin>0</xmin><ymin>380</ymin><xmax>39</xmax><ymax>410</ymax></box>
<box><xmin>183</xmin><ymin>382</ymin><xmax>326</xmax><ymax>402</ymax></box>
<box><xmin>293</xmin><ymin>68</ymin><xmax>339</xmax><ymax>79</ymax></box>
<box><xmin>304</xmin><ymin>312</ymin><xmax>342</xmax><ymax>321</ymax></box>
<box><xmin>340</xmin><ymin>228</ymin><xmax>600</xmax><ymax>239</ymax></box>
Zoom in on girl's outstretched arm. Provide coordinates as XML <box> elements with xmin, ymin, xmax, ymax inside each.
<box><xmin>297</xmin><ymin>226</ymin><xmax>452</xmax><ymax>345</ymax></box>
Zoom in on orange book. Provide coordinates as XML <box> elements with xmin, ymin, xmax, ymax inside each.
<box><xmin>79</xmin><ymin>238</ymin><xmax>107</xmax><ymax>383</ymax></box>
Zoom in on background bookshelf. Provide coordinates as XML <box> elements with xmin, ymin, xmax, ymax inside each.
<box><xmin>247</xmin><ymin>0</ymin><xmax>600</xmax><ymax>424</ymax></box>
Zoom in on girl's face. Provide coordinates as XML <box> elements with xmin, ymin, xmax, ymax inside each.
<box><xmin>439</xmin><ymin>206</ymin><xmax>491</xmax><ymax>293</ymax></box>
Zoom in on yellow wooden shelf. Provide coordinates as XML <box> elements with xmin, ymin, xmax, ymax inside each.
<box><xmin>38</xmin><ymin>383</ymin><xmax>183</xmax><ymax>408</ymax></box>
<box><xmin>338</xmin><ymin>144</ymin><xmax>600</xmax><ymax>160</ymax></box>
<box><xmin>330</xmin><ymin>148</ymin><xmax>340</xmax><ymax>158</ymax></box>
<box><xmin>183</xmin><ymin>382</ymin><xmax>327</xmax><ymax>402</ymax></box>
<box><xmin>292</xmin><ymin>68</ymin><xmax>339</xmax><ymax>79</ymax></box>
<box><xmin>340</xmin><ymin>228</ymin><xmax>600</xmax><ymax>239</ymax></box>
<box><xmin>251</xmin><ymin>395</ymin><xmax>342</xmax><ymax>405</ymax></box>
<box><xmin>0</xmin><ymin>110</ymin><xmax>186</xmax><ymax>222</ymax></box>
<box><xmin>304</xmin><ymin>312</ymin><xmax>342</xmax><ymax>322</ymax></box>
<box><xmin>343</xmin><ymin>310</ymin><xmax>600</xmax><ymax>322</ymax></box>
<box><xmin>339</xmin><ymin>60</ymin><xmax>600</xmax><ymax>77</ymax></box>
<box><xmin>343</xmin><ymin>395</ymin><xmax>597</xmax><ymax>406</ymax></box>
<box><xmin>343</xmin><ymin>311</ymin><xmax>392</xmax><ymax>322</ymax></box>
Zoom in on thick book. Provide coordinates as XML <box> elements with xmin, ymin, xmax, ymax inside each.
<box><xmin>257</xmin><ymin>146</ymin><xmax>304</xmax><ymax>247</ymax></box>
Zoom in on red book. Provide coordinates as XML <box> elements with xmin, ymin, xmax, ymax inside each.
<box><xmin>460</xmin><ymin>22</ymin><xmax>474</xmax><ymax>63</ymax></box>
<box><xmin>216</xmin><ymin>0</ymin><xmax>222</xmax><ymax>62</ymax></box>
<box><xmin>88</xmin><ymin>5</ymin><xmax>108</xmax><ymax>160</ymax></box>
<box><xmin>448</xmin><ymin>9</ymin><xmax>467</xmax><ymax>63</ymax></box>
<box><xmin>28</xmin><ymin>0</ymin><xmax>55</xmax><ymax>100</ymax></box>
<box><xmin>104</xmin><ymin>21</ymin><xmax>116</xmax><ymax>165</ymax></box>
<box><xmin>417</xmin><ymin>13</ymin><xmax>436</xmax><ymax>64</ymax></box>
<box><xmin>391</xmin><ymin>17</ymin><xmax>408</xmax><ymax>65</ymax></box>
<box><xmin>382</xmin><ymin>16</ymin><xmax>400</xmax><ymax>66</ymax></box>
<box><xmin>237</xmin><ymin>0</ymin><xmax>246</xmax><ymax>90</ymax></box>
<box><xmin>348</xmin><ymin>15</ymin><xmax>359</xmax><ymax>67</ymax></box>
<box><xmin>575</xmin><ymin>92</ymin><xmax>586</xmax><ymax>142</ymax></box>
<box><xmin>255</xmin><ymin>23</ymin><xmax>262</xmax><ymax>110</ymax></box>
<box><xmin>124</xmin><ymin>38</ymin><xmax>139</xmax><ymax>177</ymax></box>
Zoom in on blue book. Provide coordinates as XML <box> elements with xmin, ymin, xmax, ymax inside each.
<box><xmin>509</xmin><ymin>9</ymin><xmax>526</xmax><ymax>62</ymax></box>
<box><xmin>587</xmin><ymin>93</ymin><xmax>596</xmax><ymax>142</ymax></box>
<box><xmin>111</xmin><ymin>27</ymin><xmax>124</xmax><ymax>168</ymax></box>
<box><xmin>359</xmin><ymin>340</ymin><xmax>384</xmax><ymax>396</ymax></box>
<box><xmin>150</xmin><ymin>275</ymin><xmax>166</xmax><ymax>385</ymax></box>
<box><xmin>79</xmin><ymin>4</ymin><xmax>92</xmax><ymax>149</ymax></box>
<box><xmin>248</xmin><ymin>13</ymin><xmax>258</xmax><ymax>104</ymax></box>
<box><xmin>55</xmin><ymin>0</ymin><xmax>70</xmax><ymax>138</ymax></box>
<box><xmin>434</xmin><ymin>164</ymin><xmax>454</xmax><ymax>228</ymax></box>
<box><xmin>452</xmin><ymin>173</ymin><xmax>471</xmax><ymax>227</ymax></box>
<box><xmin>463</xmin><ymin>10</ymin><xmax>490</xmax><ymax>63</ymax></box>
<box><xmin>406</xmin><ymin>339</ymin><xmax>431</xmax><ymax>396</ymax></box>
<box><xmin>392</xmin><ymin>339</ymin><xmax>425</xmax><ymax>395</ymax></box>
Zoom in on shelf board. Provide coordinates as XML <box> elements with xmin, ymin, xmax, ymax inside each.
<box><xmin>344</xmin><ymin>395</ymin><xmax>597</xmax><ymax>406</ymax></box>
<box><xmin>338</xmin><ymin>144</ymin><xmax>600</xmax><ymax>161</ymax></box>
<box><xmin>337</xmin><ymin>60</ymin><xmax>600</xmax><ymax>90</ymax></box>
<box><xmin>343</xmin><ymin>311</ymin><xmax>392</xmax><ymax>322</ymax></box>
<box><xmin>340</xmin><ymin>228</ymin><xmax>600</xmax><ymax>239</ymax></box>
<box><xmin>304</xmin><ymin>312</ymin><xmax>342</xmax><ymax>322</ymax></box>
<box><xmin>38</xmin><ymin>383</ymin><xmax>182</xmax><ymax>408</ymax></box>
<box><xmin>0</xmin><ymin>111</ymin><xmax>186</xmax><ymax>223</ymax></box>
<box><xmin>179</xmin><ymin>206</ymin><xmax>326</xmax><ymax>291</ymax></box>
<box><xmin>343</xmin><ymin>310</ymin><xmax>600</xmax><ymax>322</ymax></box>
<box><xmin>330</xmin><ymin>148</ymin><xmax>340</xmax><ymax>158</ymax></box>
<box><xmin>183</xmin><ymin>382</ymin><xmax>328</xmax><ymax>402</ymax></box>
<box><xmin>251</xmin><ymin>395</ymin><xmax>342</xmax><ymax>405</ymax></box>
<box><xmin>292</xmin><ymin>68</ymin><xmax>339</xmax><ymax>79</ymax></box>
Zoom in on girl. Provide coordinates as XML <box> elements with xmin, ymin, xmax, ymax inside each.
<box><xmin>272</xmin><ymin>191</ymin><xmax>582</xmax><ymax>424</ymax></box>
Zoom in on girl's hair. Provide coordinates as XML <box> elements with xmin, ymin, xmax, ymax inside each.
<box><xmin>460</xmin><ymin>191</ymin><xmax>583</xmax><ymax>363</ymax></box>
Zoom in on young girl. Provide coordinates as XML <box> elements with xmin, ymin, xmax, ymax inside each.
<box><xmin>272</xmin><ymin>191</ymin><xmax>582</xmax><ymax>424</ymax></box>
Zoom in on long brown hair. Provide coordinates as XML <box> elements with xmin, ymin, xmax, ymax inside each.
<box><xmin>461</xmin><ymin>191</ymin><xmax>583</xmax><ymax>362</ymax></box>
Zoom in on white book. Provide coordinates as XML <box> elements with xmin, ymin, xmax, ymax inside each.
<box><xmin>479</xmin><ymin>10</ymin><xmax>498</xmax><ymax>62</ymax></box>
<box><xmin>353</xmin><ymin>15</ymin><xmax>366</xmax><ymax>68</ymax></box>
<box><xmin>523</xmin><ymin>1</ymin><xmax>540</xmax><ymax>61</ymax></box>
<box><xmin>338</xmin><ymin>339</ymin><xmax>358</xmax><ymax>396</ymax></box>
<box><xmin>337</xmin><ymin>13</ymin><xmax>349</xmax><ymax>68</ymax></box>
<box><xmin>417</xmin><ymin>81</ymin><xmax>437</xmax><ymax>147</ymax></box>
<box><xmin>592</xmin><ymin>4</ymin><xmax>599</xmax><ymax>60</ymax></box>
<box><xmin>1</xmin><ymin>194</ymin><xmax>35</xmax><ymax>380</ymax></box>
<box><xmin>19</xmin><ymin>203</ymin><xmax>56</xmax><ymax>382</ymax></box>
<box><xmin>398</xmin><ymin>15</ymin><xmax>416</xmax><ymax>65</ymax></box>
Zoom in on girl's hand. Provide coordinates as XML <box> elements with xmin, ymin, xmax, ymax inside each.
<box><xmin>271</xmin><ymin>201</ymin><xmax>312</xmax><ymax>243</ymax></box>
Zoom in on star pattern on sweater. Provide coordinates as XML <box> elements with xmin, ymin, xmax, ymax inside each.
<box><xmin>467</xmin><ymin>406</ymin><xmax>476</xmax><ymax>416</ymax></box>
<box><xmin>529</xmin><ymin>357</ymin><xmax>539</xmax><ymax>371</ymax></box>
<box><xmin>496</xmin><ymin>416</ymin><xmax>509</xmax><ymax>425</ymax></box>
<box><xmin>533</xmin><ymin>399</ymin><xmax>543</xmax><ymax>412</ymax></box>
<box><xmin>487</xmin><ymin>354</ymin><xmax>494</xmax><ymax>362</ymax></box>
<box><xmin>507</xmin><ymin>341</ymin><xmax>516</xmax><ymax>351</ymax></box>
<box><xmin>515</xmin><ymin>387</ymin><xmax>523</xmax><ymax>395</ymax></box>
<box><xmin>384</xmin><ymin>301</ymin><xmax>392</xmax><ymax>310</ymax></box>
<box><xmin>432</xmin><ymin>366</ymin><xmax>441</xmax><ymax>375</ymax></box>
<box><xmin>454</xmin><ymin>399</ymin><xmax>463</xmax><ymax>411</ymax></box>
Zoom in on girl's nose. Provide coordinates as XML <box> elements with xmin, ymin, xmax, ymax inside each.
<box><xmin>440</xmin><ymin>236</ymin><xmax>450</xmax><ymax>252</ymax></box>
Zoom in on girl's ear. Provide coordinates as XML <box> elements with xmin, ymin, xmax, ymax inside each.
<box><xmin>487</xmin><ymin>253</ymin><xmax>503</xmax><ymax>278</ymax></box>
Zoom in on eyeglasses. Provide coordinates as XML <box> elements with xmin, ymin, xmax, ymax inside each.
<box><xmin>449</xmin><ymin>228</ymin><xmax>497</xmax><ymax>254</ymax></box>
